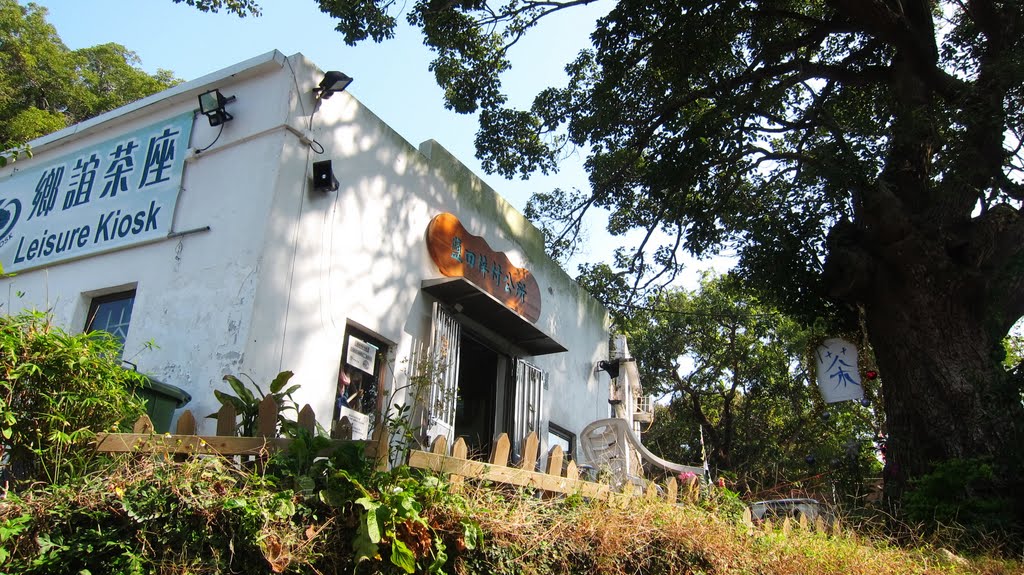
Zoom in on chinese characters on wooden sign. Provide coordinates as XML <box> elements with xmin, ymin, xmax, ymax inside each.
<box><xmin>426</xmin><ymin>212</ymin><xmax>541</xmax><ymax>323</ymax></box>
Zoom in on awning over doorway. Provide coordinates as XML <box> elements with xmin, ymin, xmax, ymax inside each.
<box><xmin>421</xmin><ymin>277</ymin><xmax>567</xmax><ymax>355</ymax></box>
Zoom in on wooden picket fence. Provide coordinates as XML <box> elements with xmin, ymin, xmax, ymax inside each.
<box><xmin>740</xmin><ymin>508</ymin><xmax>840</xmax><ymax>536</ymax></box>
<box><xmin>94</xmin><ymin>395</ymin><xmax>387</xmax><ymax>468</ymax></box>
<box><xmin>409</xmin><ymin>432</ymin><xmax>840</xmax><ymax>535</ymax></box>
<box><xmin>407</xmin><ymin>431</ymin><xmax>687</xmax><ymax>504</ymax></box>
<box><xmin>95</xmin><ymin>403</ymin><xmax>838</xmax><ymax>535</ymax></box>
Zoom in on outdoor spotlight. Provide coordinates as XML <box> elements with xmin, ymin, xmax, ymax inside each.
<box><xmin>198</xmin><ymin>88</ymin><xmax>235</xmax><ymax>127</ymax></box>
<box><xmin>314</xmin><ymin>71</ymin><xmax>353</xmax><ymax>100</ymax></box>
<box><xmin>597</xmin><ymin>359</ymin><xmax>621</xmax><ymax>379</ymax></box>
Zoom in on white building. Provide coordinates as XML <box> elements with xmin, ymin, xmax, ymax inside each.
<box><xmin>0</xmin><ymin>51</ymin><xmax>612</xmax><ymax>462</ymax></box>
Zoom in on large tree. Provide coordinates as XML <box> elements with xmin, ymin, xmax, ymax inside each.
<box><xmin>0</xmin><ymin>0</ymin><xmax>179</xmax><ymax>164</ymax></box>
<box><xmin>290</xmin><ymin>0</ymin><xmax>1024</xmax><ymax>503</ymax></box>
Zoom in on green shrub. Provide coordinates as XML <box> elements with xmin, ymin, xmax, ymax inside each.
<box><xmin>0</xmin><ymin>311</ymin><xmax>147</xmax><ymax>486</ymax></box>
<box><xmin>903</xmin><ymin>458</ymin><xmax>1021</xmax><ymax>541</ymax></box>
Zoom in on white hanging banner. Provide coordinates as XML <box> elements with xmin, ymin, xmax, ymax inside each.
<box><xmin>815</xmin><ymin>338</ymin><xmax>864</xmax><ymax>403</ymax></box>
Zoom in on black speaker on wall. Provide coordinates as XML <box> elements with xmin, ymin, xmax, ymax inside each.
<box><xmin>313</xmin><ymin>160</ymin><xmax>339</xmax><ymax>192</ymax></box>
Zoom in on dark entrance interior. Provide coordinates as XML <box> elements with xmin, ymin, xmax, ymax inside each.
<box><xmin>454</xmin><ymin>335</ymin><xmax>498</xmax><ymax>457</ymax></box>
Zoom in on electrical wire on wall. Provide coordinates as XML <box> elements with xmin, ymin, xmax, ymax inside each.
<box><xmin>285</xmin><ymin>57</ymin><xmax>326</xmax><ymax>154</ymax></box>
<box><xmin>192</xmin><ymin>123</ymin><xmax>224</xmax><ymax>154</ymax></box>
<box><xmin>276</xmin><ymin>123</ymin><xmax>315</xmax><ymax>374</ymax></box>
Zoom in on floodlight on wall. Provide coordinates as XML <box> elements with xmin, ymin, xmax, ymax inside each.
<box><xmin>597</xmin><ymin>359</ymin><xmax>621</xmax><ymax>379</ymax></box>
<box><xmin>198</xmin><ymin>88</ymin><xmax>235</xmax><ymax>127</ymax></box>
<box><xmin>314</xmin><ymin>71</ymin><xmax>353</xmax><ymax>100</ymax></box>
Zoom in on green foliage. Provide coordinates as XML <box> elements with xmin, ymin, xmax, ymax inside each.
<box><xmin>0</xmin><ymin>311</ymin><xmax>147</xmax><ymax>486</ymax></box>
<box><xmin>0</xmin><ymin>513</ymin><xmax>31</xmax><ymax>566</ymax></box>
<box><xmin>0</xmin><ymin>447</ymin><xmax>1017</xmax><ymax>574</ymax></box>
<box><xmin>1002</xmin><ymin>326</ymin><xmax>1023</xmax><ymax>371</ymax></box>
<box><xmin>621</xmin><ymin>273</ymin><xmax>881</xmax><ymax>499</ymax></box>
<box><xmin>0</xmin><ymin>0</ymin><xmax>178</xmax><ymax>149</ymax></box>
<box><xmin>318</xmin><ymin>0</ymin><xmax>397</xmax><ymax>45</ymax></box>
<box><xmin>0</xmin><ymin>144</ymin><xmax>30</xmax><ymax>168</ymax></box>
<box><xmin>206</xmin><ymin>370</ymin><xmax>301</xmax><ymax>437</ymax></box>
<box><xmin>350</xmin><ymin>469</ymin><xmax>463</xmax><ymax>574</ymax></box>
<box><xmin>523</xmin><ymin>188</ymin><xmax>593</xmax><ymax>267</ymax></box>
<box><xmin>0</xmin><ymin>457</ymin><xmax>312</xmax><ymax>574</ymax></box>
<box><xmin>171</xmin><ymin>0</ymin><xmax>261</xmax><ymax>17</ymax></box>
<box><xmin>903</xmin><ymin>458</ymin><xmax>1022</xmax><ymax>539</ymax></box>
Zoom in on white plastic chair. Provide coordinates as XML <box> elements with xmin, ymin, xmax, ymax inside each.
<box><xmin>579</xmin><ymin>418</ymin><xmax>705</xmax><ymax>490</ymax></box>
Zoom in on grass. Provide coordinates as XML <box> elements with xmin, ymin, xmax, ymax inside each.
<box><xmin>443</xmin><ymin>482</ymin><xmax>1023</xmax><ymax>575</ymax></box>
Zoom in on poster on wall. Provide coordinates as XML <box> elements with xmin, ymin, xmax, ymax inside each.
<box><xmin>814</xmin><ymin>338</ymin><xmax>864</xmax><ymax>403</ymax></box>
<box><xmin>339</xmin><ymin>407</ymin><xmax>369</xmax><ymax>440</ymax></box>
<box><xmin>346</xmin><ymin>336</ymin><xmax>378</xmax><ymax>375</ymax></box>
<box><xmin>0</xmin><ymin>112</ymin><xmax>194</xmax><ymax>273</ymax></box>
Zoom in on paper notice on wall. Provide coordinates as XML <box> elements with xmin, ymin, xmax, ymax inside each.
<box><xmin>346</xmin><ymin>336</ymin><xmax>378</xmax><ymax>375</ymax></box>
<box><xmin>338</xmin><ymin>406</ymin><xmax>369</xmax><ymax>440</ymax></box>
<box><xmin>814</xmin><ymin>338</ymin><xmax>864</xmax><ymax>403</ymax></box>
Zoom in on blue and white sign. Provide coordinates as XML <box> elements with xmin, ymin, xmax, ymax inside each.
<box><xmin>814</xmin><ymin>338</ymin><xmax>864</xmax><ymax>403</ymax></box>
<box><xmin>0</xmin><ymin>112</ymin><xmax>194</xmax><ymax>273</ymax></box>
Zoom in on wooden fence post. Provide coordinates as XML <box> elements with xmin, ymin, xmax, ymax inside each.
<box><xmin>172</xmin><ymin>410</ymin><xmax>197</xmax><ymax>462</ymax></box>
<box><xmin>257</xmin><ymin>396</ymin><xmax>278</xmax><ymax>438</ymax></box>
<box><xmin>567</xmin><ymin>460</ymin><xmax>580</xmax><ymax>479</ymax></box>
<box><xmin>645</xmin><ymin>483</ymin><xmax>659</xmax><ymax>500</ymax></box>
<box><xmin>666</xmin><ymin>477</ymin><xmax>678</xmax><ymax>505</ymax></box>
<box><xmin>332</xmin><ymin>416</ymin><xmax>352</xmax><ymax>440</ymax></box>
<box><xmin>430</xmin><ymin>435</ymin><xmax>448</xmax><ymax>455</ymax></box>
<box><xmin>216</xmin><ymin>404</ymin><xmax>236</xmax><ymax>436</ymax></box>
<box><xmin>519</xmin><ymin>432</ymin><xmax>539</xmax><ymax>471</ymax></box>
<box><xmin>489</xmin><ymin>433</ymin><xmax>511</xmax><ymax>466</ymax></box>
<box><xmin>175</xmin><ymin>410</ymin><xmax>197</xmax><ymax>435</ymax></box>
<box><xmin>133</xmin><ymin>415</ymin><xmax>154</xmax><ymax>434</ymax></box>
<box><xmin>545</xmin><ymin>445</ymin><xmax>564</xmax><ymax>477</ymax></box>
<box><xmin>298</xmin><ymin>405</ymin><xmax>315</xmax><ymax>435</ymax></box>
<box><xmin>370</xmin><ymin>424</ymin><xmax>389</xmax><ymax>470</ymax></box>
<box><xmin>450</xmin><ymin>438</ymin><xmax>468</xmax><ymax>485</ymax></box>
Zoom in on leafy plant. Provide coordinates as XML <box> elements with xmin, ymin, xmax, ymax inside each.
<box><xmin>0</xmin><ymin>311</ymin><xmax>147</xmax><ymax>486</ymax></box>
<box><xmin>206</xmin><ymin>370</ymin><xmax>300</xmax><ymax>437</ymax></box>
<box><xmin>345</xmin><ymin>469</ymin><xmax>458</xmax><ymax>574</ymax></box>
<box><xmin>0</xmin><ymin>143</ymin><xmax>30</xmax><ymax>168</ymax></box>
<box><xmin>0</xmin><ymin>512</ymin><xmax>31</xmax><ymax>566</ymax></box>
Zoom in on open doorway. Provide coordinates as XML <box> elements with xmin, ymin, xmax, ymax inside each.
<box><xmin>425</xmin><ymin>303</ymin><xmax>529</xmax><ymax>456</ymax></box>
<box><xmin>454</xmin><ymin>335</ymin><xmax>500</xmax><ymax>457</ymax></box>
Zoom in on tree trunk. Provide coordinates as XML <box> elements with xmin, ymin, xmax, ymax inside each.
<box><xmin>856</xmin><ymin>234</ymin><xmax>1024</xmax><ymax>503</ymax></box>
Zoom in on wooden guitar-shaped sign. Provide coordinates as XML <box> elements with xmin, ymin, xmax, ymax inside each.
<box><xmin>426</xmin><ymin>213</ymin><xmax>541</xmax><ymax>323</ymax></box>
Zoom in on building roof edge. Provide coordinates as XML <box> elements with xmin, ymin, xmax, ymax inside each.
<box><xmin>23</xmin><ymin>50</ymin><xmax>289</xmax><ymax>154</ymax></box>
